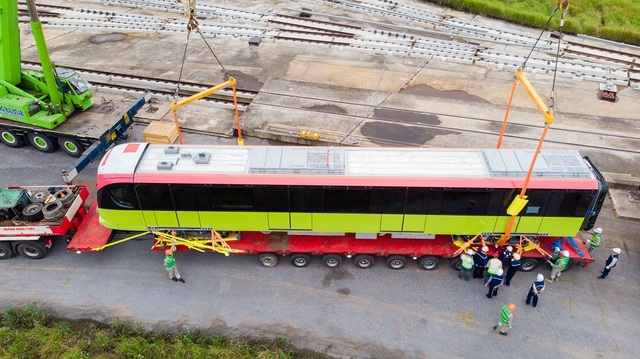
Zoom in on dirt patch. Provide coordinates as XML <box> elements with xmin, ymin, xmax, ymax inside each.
<box><xmin>88</xmin><ymin>33</ymin><xmax>128</xmax><ymax>44</ymax></box>
<box><xmin>321</xmin><ymin>267</ymin><xmax>354</xmax><ymax>288</ymax></box>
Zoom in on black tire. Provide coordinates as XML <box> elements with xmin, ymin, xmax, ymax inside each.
<box><xmin>386</xmin><ymin>255</ymin><xmax>407</xmax><ymax>270</ymax></box>
<box><xmin>354</xmin><ymin>254</ymin><xmax>375</xmax><ymax>268</ymax></box>
<box><xmin>22</xmin><ymin>203</ymin><xmax>44</xmax><ymax>222</ymax></box>
<box><xmin>258</xmin><ymin>253</ymin><xmax>278</xmax><ymax>268</ymax></box>
<box><xmin>0</xmin><ymin>242</ymin><xmax>13</xmax><ymax>260</ymax></box>
<box><xmin>16</xmin><ymin>242</ymin><xmax>47</xmax><ymax>259</ymax></box>
<box><xmin>322</xmin><ymin>253</ymin><xmax>343</xmax><ymax>268</ymax></box>
<box><xmin>27</xmin><ymin>133</ymin><xmax>56</xmax><ymax>153</ymax></box>
<box><xmin>57</xmin><ymin>137</ymin><xmax>84</xmax><ymax>157</ymax></box>
<box><xmin>54</xmin><ymin>189</ymin><xmax>75</xmax><ymax>207</ymax></box>
<box><xmin>418</xmin><ymin>256</ymin><xmax>440</xmax><ymax>270</ymax></box>
<box><xmin>450</xmin><ymin>257</ymin><xmax>462</xmax><ymax>270</ymax></box>
<box><xmin>291</xmin><ymin>253</ymin><xmax>311</xmax><ymax>267</ymax></box>
<box><xmin>0</xmin><ymin>128</ymin><xmax>25</xmax><ymax>148</ymax></box>
<box><xmin>520</xmin><ymin>258</ymin><xmax>539</xmax><ymax>272</ymax></box>
<box><xmin>30</xmin><ymin>191</ymin><xmax>50</xmax><ymax>203</ymax></box>
<box><xmin>42</xmin><ymin>200</ymin><xmax>65</xmax><ymax>221</ymax></box>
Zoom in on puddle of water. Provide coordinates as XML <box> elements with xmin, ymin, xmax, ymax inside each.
<box><xmin>304</xmin><ymin>104</ymin><xmax>347</xmax><ymax>115</ymax></box>
<box><xmin>228</xmin><ymin>71</ymin><xmax>264</xmax><ymax>92</ymax></box>
<box><xmin>373</xmin><ymin>108</ymin><xmax>439</xmax><ymax>125</ymax></box>
<box><xmin>401</xmin><ymin>84</ymin><xmax>487</xmax><ymax>103</ymax></box>
<box><xmin>361</xmin><ymin>121</ymin><xmax>457</xmax><ymax>146</ymax></box>
<box><xmin>88</xmin><ymin>33</ymin><xmax>128</xmax><ymax>44</ymax></box>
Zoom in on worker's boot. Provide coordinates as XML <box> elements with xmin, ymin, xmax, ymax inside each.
<box><xmin>500</xmin><ymin>332</ymin><xmax>508</xmax><ymax>336</ymax></box>
<box><xmin>179</xmin><ymin>278</ymin><xmax>186</xmax><ymax>283</ymax></box>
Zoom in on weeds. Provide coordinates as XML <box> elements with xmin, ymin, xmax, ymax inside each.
<box><xmin>0</xmin><ymin>305</ymin><xmax>331</xmax><ymax>359</ymax></box>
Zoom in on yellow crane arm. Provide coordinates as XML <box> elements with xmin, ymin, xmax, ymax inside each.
<box><xmin>170</xmin><ymin>77</ymin><xmax>237</xmax><ymax>111</ymax></box>
<box><xmin>514</xmin><ymin>68</ymin><xmax>554</xmax><ymax>125</ymax></box>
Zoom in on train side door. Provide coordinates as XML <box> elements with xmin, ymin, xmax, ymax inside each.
<box><xmin>267</xmin><ymin>187</ymin><xmax>290</xmax><ymax>230</ymax></box>
<box><xmin>135</xmin><ymin>184</ymin><xmax>179</xmax><ymax>229</ymax></box>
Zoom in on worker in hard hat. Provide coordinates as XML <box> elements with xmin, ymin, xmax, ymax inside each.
<box><xmin>547</xmin><ymin>250</ymin><xmax>570</xmax><ymax>282</ymax></box>
<box><xmin>499</xmin><ymin>245</ymin><xmax>514</xmax><ymax>269</ymax></box>
<box><xmin>458</xmin><ymin>249</ymin><xmax>475</xmax><ymax>281</ymax></box>
<box><xmin>493</xmin><ymin>303</ymin><xmax>516</xmax><ymax>336</ymax></box>
<box><xmin>598</xmin><ymin>247</ymin><xmax>622</xmax><ymax>279</ymax></box>
<box><xmin>526</xmin><ymin>274</ymin><xmax>546</xmax><ymax>307</ymax></box>
<box><xmin>473</xmin><ymin>246</ymin><xmax>489</xmax><ymax>280</ymax></box>
<box><xmin>504</xmin><ymin>253</ymin><xmax>522</xmax><ymax>286</ymax></box>
<box><xmin>485</xmin><ymin>268</ymin><xmax>504</xmax><ymax>299</ymax></box>
<box><xmin>164</xmin><ymin>248</ymin><xmax>185</xmax><ymax>283</ymax></box>
<box><xmin>586</xmin><ymin>227</ymin><xmax>603</xmax><ymax>252</ymax></box>
<box><xmin>485</xmin><ymin>252</ymin><xmax>502</xmax><ymax>282</ymax></box>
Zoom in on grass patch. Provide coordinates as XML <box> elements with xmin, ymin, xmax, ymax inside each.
<box><xmin>0</xmin><ymin>305</ymin><xmax>331</xmax><ymax>359</ymax></box>
<box><xmin>423</xmin><ymin>0</ymin><xmax>640</xmax><ymax>45</ymax></box>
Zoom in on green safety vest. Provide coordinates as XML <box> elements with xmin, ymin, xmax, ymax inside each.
<box><xmin>500</xmin><ymin>306</ymin><xmax>512</xmax><ymax>324</ymax></box>
<box><xmin>164</xmin><ymin>255</ymin><xmax>175</xmax><ymax>269</ymax></box>
<box><xmin>556</xmin><ymin>256</ymin><xmax>569</xmax><ymax>270</ymax></box>
<box><xmin>461</xmin><ymin>255</ymin><xmax>474</xmax><ymax>269</ymax></box>
<box><xmin>590</xmin><ymin>234</ymin><xmax>601</xmax><ymax>248</ymax></box>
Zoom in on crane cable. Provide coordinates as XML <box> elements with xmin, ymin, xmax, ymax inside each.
<box><xmin>520</xmin><ymin>0</ymin><xmax>569</xmax><ymax>110</ymax></box>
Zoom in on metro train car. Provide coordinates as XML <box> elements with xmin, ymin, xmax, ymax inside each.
<box><xmin>96</xmin><ymin>143</ymin><xmax>607</xmax><ymax>239</ymax></box>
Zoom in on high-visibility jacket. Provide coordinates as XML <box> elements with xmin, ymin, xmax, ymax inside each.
<box><xmin>500</xmin><ymin>306</ymin><xmax>513</xmax><ymax>324</ymax></box>
<box><xmin>164</xmin><ymin>255</ymin><xmax>176</xmax><ymax>269</ymax></box>
<box><xmin>590</xmin><ymin>234</ymin><xmax>602</xmax><ymax>249</ymax></box>
<box><xmin>556</xmin><ymin>257</ymin><xmax>570</xmax><ymax>270</ymax></box>
<box><xmin>487</xmin><ymin>258</ymin><xmax>502</xmax><ymax>274</ymax></box>
<box><xmin>461</xmin><ymin>254</ymin><xmax>474</xmax><ymax>269</ymax></box>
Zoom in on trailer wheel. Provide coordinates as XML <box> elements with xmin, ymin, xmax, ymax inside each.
<box><xmin>386</xmin><ymin>255</ymin><xmax>407</xmax><ymax>270</ymax></box>
<box><xmin>418</xmin><ymin>256</ymin><xmax>440</xmax><ymax>270</ymax></box>
<box><xmin>322</xmin><ymin>254</ymin><xmax>343</xmax><ymax>268</ymax></box>
<box><xmin>28</xmin><ymin>133</ymin><xmax>56</xmax><ymax>153</ymax></box>
<box><xmin>520</xmin><ymin>258</ymin><xmax>539</xmax><ymax>272</ymax></box>
<box><xmin>30</xmin><ymin>191</ymin><xmax>50</xmax><ymax>203</ymax></box>
<box><xmin>22</xmin><ymin>203</ymin><xmax>44</xmax><ymax>222</ymax></box>
<box><xmin>57</xmin><ymin>137</ymin><xmax>84</xmax><ymax>157</ymax></box>
<box><xmin>42</xmin><ymin>200</ymin><xmax>65</xmax><ymax>221</ymax></box>
<box><xmin>54</xmin><ymin>189</ymin><xmax>75</xmax><ymax>207</ymax></box>
<box><xmin>291</xmin><ymin>253</ymin><xmax>311</xmax><ymax>267</ymax></box>
<box><xmin>450</xmin><ymin>257</ymin><xmax>462</xmax><ymax>270</ymax></box>
<box><xmin>0</xmin><ymin>242</ymin><xmax>13</xmax><ymax>260</ymax></box>
<box><xmin>0</xmin><ymin>129</ymin><xmax>25</xmax><ymax>148</ymax></box>
<box><xmin>354</xmin><ymin>254</ymin><xmax>375</xmax><ymax>268</ymax></box>
<box><xmin>258</xmin><ymin>253</ymin><xmax>279</xmax><ymax>268</ymax></box>
<box><xmin>16</xmin><ymin>242</ymin><xmax>47</xmax><ymax>259</ymax></box>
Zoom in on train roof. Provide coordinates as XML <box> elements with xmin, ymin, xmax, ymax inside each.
<box><xmin>97</xmin><ymin>143</ymin><xmax>599</xmax><ymax>189</ymax></box>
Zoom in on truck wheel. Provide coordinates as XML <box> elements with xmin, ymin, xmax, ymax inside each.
<box><xmin>322</xmin><ymin>253</ymin><xmax>343</xmax><ymax>268</ymax></box>
<box><xmin>57</xmin><ymin>137</ymin><xmax>84</xmax><ymax>157</ymax></box>
<box><xmin>22</xmin><ymin>203</ymin><xmax>44</xmax><ymax>222</ymax></box>
<box><xmin>450</xmin><ymin>257</ymin><xmax>462</xmax><ymax>270</ymax></box>
<box><xmin>30</xmin><ymin>191</ymin><xmax>50</xmax><ymax>203</ymax></box>
<box><xmin>354</xmin><ymin>254</ymin><xmax>375</xmax><ymax>268</ymax></box>
<box><xmin>520</xmin><ymin>258</ymin><xmax>539</xmax><ymax>272</ymax></box>
<box><xmin>291</xmin><ymin>253</ymin><xmax>311</xmax><ymax>267</ymax></box>
<box><xmin>28</xmin><ymin>133</ymin><xmax>56</xmax><ymax>153</ymax></box>
<box><xmin>0</xmin><ymin>242</ymin><xmax>13</xmax><ymax>260</ymax></box>
<box><xmin>418</xmin><ymin>256</ymin><xmax>440</xmax><ymax>270</ymax></box>
<box><xmin>16</xmin><ymin>242</ymin><xmax>47</xmax><ymax>259</ymax></box>
<box><xmin>258</xmin><ymin>253</ymin><xmax>278</xmax><ymax>268</ymax></box>
<box><xmin>0</xmin><ymin>129</ymin><xmax>25</xmax><ymax>148</ymax></box>
<box><xmin>42</xmin><ymin>200</ymin><xmax>65</xmax><ymax>221</ymax></box>
<box><xmin>54</xmin><ymin>189</ymin><xmax>75</xmax><ymax>207</ymax></box>
<box><xmin>386</xmin><ymin>255</ymin><xmax>407</xmax><ymax>270</ymax></box>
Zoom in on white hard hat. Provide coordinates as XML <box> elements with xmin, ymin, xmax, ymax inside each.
<box><xmin>513</xmin><ymin>253</ymin><xmax>520</xmax><ymax>260</ymax></box>
<box><xmin>482</xmin><ymin>246</ymin><xmax>489</xmax><ymax>252</ymax></box>
<box><xmin>506</xmin><ymin>246</ymin><xmax>513</xmax><ymax>251</ymax></box>
<box><xmin>467</xmin><ymin>249</ymin><xmax>474</xmax><ymax>255</ymax></box>
<box><xmin>497</xmin><ymin>269</ymin><xmax>504</xmax><ymax>276</ymax></box>
<box><xmin>613</xmin><ymin>248</ymin><xmax>621</xmax><ymax>254</ymax></box>
<box><xmin>594</xmin><ymin>227</ymin><xmax>602</xmax><ymax>234</ymax></box>
<box><xmin>562</xmin><ymin>250</ymin><xmax>570</xmax><ymax>257</ymax></box>
<box><xmin>536</xmin><ymin>274</ymin><xmax>544</xmax><ymax>281</ymax></box>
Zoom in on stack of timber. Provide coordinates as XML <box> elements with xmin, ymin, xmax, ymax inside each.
<box><xmin>142</xmin><ymin>121</ymin><xmax>178</xmax><ymax>144</ymax></box>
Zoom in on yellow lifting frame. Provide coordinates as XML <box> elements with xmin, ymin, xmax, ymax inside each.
<box><xmin>151</xmin><ymin>230</ymin><xmax>246</xmax><ymax>255</ymax></box>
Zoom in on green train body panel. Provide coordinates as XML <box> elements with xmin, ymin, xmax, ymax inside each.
<box><xmin>426</xmin><ymin>215</ymin><xmax>499</xmax><ymax>235</ymax></box>
<box><xmin>380</xmin><ymin>214</ymin><xmax>403</xmax><ymax>232</ymax></box>
<box><xmin>98</xmin><ymin>208</ymin><xmax>583</xmax><ymax>236</ymax></box>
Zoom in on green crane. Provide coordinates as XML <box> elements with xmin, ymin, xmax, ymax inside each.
<box><xmin>0</xmin><ymin>0</ymin><xmax>93</xmax><ymax>129</ymax></box>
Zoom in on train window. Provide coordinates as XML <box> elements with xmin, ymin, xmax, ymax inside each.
<box><xmin>520</xmin><ymin>190</ymin><xmax>550</xmax><ymax>216</ymax></box>
<box><xmin>426</xmin><ymin>190</ymin><xmax>443</xmax><ymax>214</ymax></box>
<box><xmin>207</xmin><ymin>187</ymin><xmax>254</xmax><ymax>211</ymax></box>
<box><xmin>134</xmin><ymin>184</ymin><xmax>174</xmax><ymax>210</ymax></box>
<box><xmin>268</xmin><ymin>187</ymin><xmax>289</xmax><ymax>212</ymax></box>
<box><xmin>98</xmin><ymin>184</ymin><xmax>137</xmax><ymax>210</ymax></box>
<box><xmin>406</xmin><ymin>189</ymin><xmax>428</xmax><ymax>214</ymax></box>
<box><xmin>325</xmin><ymin>188</ymin><xmax>371</xmax><ymax>213</ymax></box>
<box><xmin>547</xmin><ymin>190</ymin><xmax>593</xmax><ymax>217</ymax></box>
<box><xmin>370</xmin><ymin>188</ymin><xmax>405</xmax><ymax>214</ymax></box>
<box><xmin>253</xmin><ymin>187</ymin><xmax>269</xmax><ymax>211</ymax></box>
<box><xmin>440</xmin><ymin>190</ymin><xmax>491</xmax><ymax>215</ymax></box>
<box><xmin>289</xmin><ymin>187</ymin><xmax>323</xmax><ymax>212</ymax></box>
<box><xmin>172</xmin><ymin>185</ymin><xmax>205</xmax><ymax>211</ymax></box>
<box><xmin>487</xmin><ymin>191</ymin><xmax>507</xmax><ymax>215</ymax></box>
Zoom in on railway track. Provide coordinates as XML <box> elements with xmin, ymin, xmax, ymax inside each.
<box><xmin>27</xmin><ymin>0</ymin><xmax>638</xmax><ymax>87</ymax></box>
